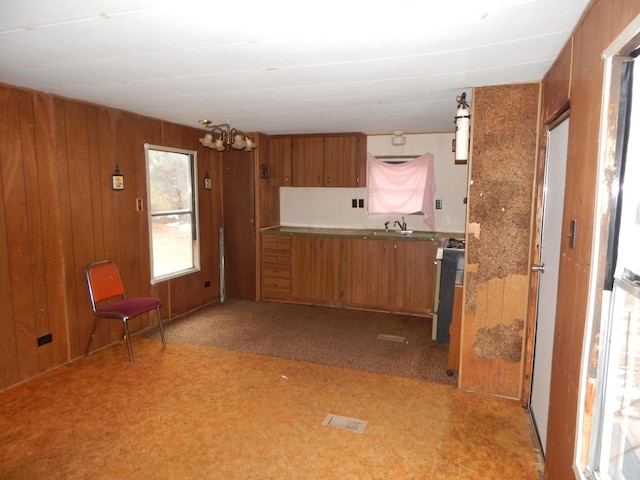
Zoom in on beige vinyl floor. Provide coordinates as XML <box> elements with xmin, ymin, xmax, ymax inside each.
<box><xmin>0</xmin><ymin>337</ymin><xmax>540</xmax><ymax>479</ymax></box>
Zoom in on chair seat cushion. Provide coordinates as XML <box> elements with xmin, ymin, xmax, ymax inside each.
<box><xmin>97</xmin><ymin>297</ymin><xmax>162</xmax><ymax>319</ymax></box>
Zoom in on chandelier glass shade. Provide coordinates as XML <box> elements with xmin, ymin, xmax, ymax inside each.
<box><xmin>198</xmin><ymin>120</ymin><xmax>256</xmax><ymax>152</ymax></box>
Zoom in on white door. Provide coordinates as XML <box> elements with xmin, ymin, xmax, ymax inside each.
<box><xmin>529</xmin><ymin>117</ymin><xmax>569</xmax><ymax>455</ymax></box>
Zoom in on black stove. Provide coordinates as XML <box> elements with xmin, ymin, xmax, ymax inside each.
<box><xmin>445</xmin><ymin>238</ymin><xmax>465</xmax><ymax>249</ymax></box>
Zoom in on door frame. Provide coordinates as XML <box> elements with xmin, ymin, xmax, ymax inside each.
<box><xmin>529</xmin><ymin>116</ymin><xmax>570</xmax><ymax>456</ymax></box>
<box><xmin>522</xmin><ymin>110</ymin><xmax>570</xmax><ymax>405</ymax></box>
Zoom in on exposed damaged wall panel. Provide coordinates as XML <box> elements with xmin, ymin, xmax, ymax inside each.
<box><xmin>460</xmin><ymin>83</ymin><xmax>540</xmax><ymax>399</ymax></box>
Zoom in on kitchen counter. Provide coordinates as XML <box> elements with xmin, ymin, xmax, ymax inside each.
<box><xmin>261</xmin><ymin>225</ymin><xmax>463</xmax><ymax>242</ymax></box>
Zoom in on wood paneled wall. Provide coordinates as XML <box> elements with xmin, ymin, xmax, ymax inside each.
<box><xmin>0</xmin><ymin>84</ymin><xmax>223</xmax><ymax>390</ymax></box>
<box><xmin>539</xmin><ymin>1</ymin><xmax>640</xmax><ymax>479</ymax></box>
<box><xmin>459</xmin><ymin>83</ymin><xmax>540</xmax><ymax>399</ymax></box>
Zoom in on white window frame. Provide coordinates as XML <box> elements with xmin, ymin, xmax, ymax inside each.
<box><xmin>144</xmin><ymin>143</ymin><xmax>200</xmax><ymax>284</ymax></box>
<box><xmin>574</xmin><ymin>13</ymin><xmax>640</xmax><ymax>480</ymax></box>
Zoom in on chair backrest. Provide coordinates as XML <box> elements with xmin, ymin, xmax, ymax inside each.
<box><xmin>86</xmin><ymin>260</ymin><xmax>126</xmax><ymax>310</ymax></box>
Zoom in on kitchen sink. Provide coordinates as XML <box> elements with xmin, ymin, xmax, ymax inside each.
<box><xmin>367</xmin><ymin>230</ymin><xmax>438</xmax><ymax>240</ymax></box>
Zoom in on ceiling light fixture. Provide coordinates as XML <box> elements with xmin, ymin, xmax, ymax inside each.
<box><xmin>391</xmin><ymin>130</ymin><xmax>406</xmax><ymax>146</ymax></box>
<box><xmin>198</xmin><ymin>120</ymin><xmax>256</xmax><ymax>152</ymax></box>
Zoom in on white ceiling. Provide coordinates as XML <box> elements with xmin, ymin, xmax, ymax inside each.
<box><xmin>0</xmin><ymin>0</ymin><xmax>591</xmax><ymax>136</ymax></box>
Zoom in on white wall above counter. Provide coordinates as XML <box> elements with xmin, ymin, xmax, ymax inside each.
<box><xmin>280</xmin><ymin>133</ymin><xmax>468</xmax><ymax>233</ymax></box>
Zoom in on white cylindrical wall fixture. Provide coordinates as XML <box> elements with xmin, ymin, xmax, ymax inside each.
<box><xmin>455</xmin><ymin>103</ymin><xmax>470</xmax><ymax>161</ymax></box>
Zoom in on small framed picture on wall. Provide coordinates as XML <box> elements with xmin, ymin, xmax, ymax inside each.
<box><xmin>112</xmin><ymin>166</ymin><xmax>124</xmax><ymax>190</ymax></box>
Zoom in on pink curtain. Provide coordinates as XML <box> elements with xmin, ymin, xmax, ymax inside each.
<box><xmin>367</xmin><ymin>153</ymin><xmax>436</xmax><ymax>230</ymax></box>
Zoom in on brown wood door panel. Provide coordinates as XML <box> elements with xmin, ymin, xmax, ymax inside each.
<box><xmin>342</xmin><ymin>238</ymin><xmax>390</xmax><ymax>308</ymax></box>
<box><xmin>292</xmin><ymin>136</ymin><xmax>323</xmax><ymax>186</ymax></box>
<box><xmin>290</xmin><ymin>235</ymin><xmax>315</xmax><ymax>301</ymax></box>
<box><xmin>390</xmin><ymin>240</ymin><xmax>437</xmax><ymax>315</ymax></box>
<box><xmin>324</xmin><ymin>136</ymin><xmax>359</xmax><ymax>187</ymax></box>
<box><xmin>268</xmin><ymin>136</ymin><xmax>293</xmax><ymax>186</ymax></box>
<box><xmin>314</xmin><ymin>237</ymin><xmax>342</xmax><ymax>304</ymax></box>
<box><xmin>222</xmin><ymin>149</ymin><xmax>256</xmax><ymax>299</ymax></box>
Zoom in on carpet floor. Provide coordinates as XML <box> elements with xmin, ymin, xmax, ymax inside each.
<box><xmin>141</xmin><ymin>299</ymin><xmax>457</xmax><ymax>386</ymax></box>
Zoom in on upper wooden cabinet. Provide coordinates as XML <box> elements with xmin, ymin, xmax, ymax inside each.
<box><xmin>324</xmin><ymin>135</ymin><xmax>366</xmax><ymax>187</ymax></box>
<box><xmin>267</xmin><ymin>136</ymin><xmax>293</xmax><ymax>187</ymax></box>
<box><xmin>268</xmin><ymin>133</ymin><xmax>366</xmax><ymax>187</ymax></box>
<box><xmin>292</xmin><ymin>136</ymin><xmax>324</xmax><ymax>186</ymax></box>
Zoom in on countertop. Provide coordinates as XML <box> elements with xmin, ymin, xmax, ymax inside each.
<box><xmin>261</xmin><ymin>225</ymin><xmax>464</xmax><ymax>242</ymax></box>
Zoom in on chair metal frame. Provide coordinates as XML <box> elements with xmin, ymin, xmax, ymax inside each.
<box><xmin>85</xmin><ymin>259</ymin><xmax>166</xmax><ymax>363</ymax></box>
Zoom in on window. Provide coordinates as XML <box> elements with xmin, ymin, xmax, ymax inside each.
<box><xmin>575</xmin><ymin>20</ymin><xmax>640</xmax><ymax>480</ymax></box>
<box><xmin>367</xmin><ymin>152</ymin><xmax>436</xmax><ymax>230</ymax></box>
<box><xmin>144</xmin><ymin>144</ymin><xmax>200</xmax><ymax>284</ymax></box>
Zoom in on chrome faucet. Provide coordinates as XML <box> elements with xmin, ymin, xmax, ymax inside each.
<box><xmin>394</xmin><ymin>217</ymin><xmax>407</xmax><ymax>231</ymax></box>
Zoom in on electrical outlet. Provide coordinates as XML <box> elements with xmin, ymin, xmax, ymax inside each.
<box><xmin>351</xmin><ymin>198</ymin><xmax>357</xmax><ymax>208</ymax></box>
<box><xmin>358</xmin><ymin>198</ymin><xmax>364</xmax><ymax>208</ymax></box>
<box><xmin>435</xmin><ymin>199</ymin><xmax>442</xmax><ymax>209</ymax></box>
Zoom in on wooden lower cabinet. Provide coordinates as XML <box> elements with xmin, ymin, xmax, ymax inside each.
<box><xmin>342</xmin><ymin>238</ymin><xmax>391</xmax><ymax>309</ymax></box>
<box><xmin>261</xmin><ymin>233</ymin><xmax>438</xmax><ymax>315</ymax></box>
<box><xmin>389</xmin><ymin>239</ymin><xmax>439</xmax><ymax>315</ymax></box>
<box><xmin>290</xmin><ymin>235</ymin><xmax>314</xmax><ymax>301</ymax></box>
<box><xmin>312</xmin><ymin>237</ymin><xmax>342</xmax><ymax>304</ymax></box>
<box><xmin>342</xmin><ymin>238</ymin><xmax>438</xmax><ymax>315</ymax></box>
<box><xmin>261</xmin><ymin>234</ymin><xmax>292</xmax><ymax>300</ymax></box>
<box><xmin>290</xmin><ymin>235</ymin><xmax>341</xmax><ymax>304</ymax></box>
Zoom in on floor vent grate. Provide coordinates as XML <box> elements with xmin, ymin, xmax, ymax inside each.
<box><xmin>321</xmin><ymin>413</ymin><xmax>367</xmax><ymax>433</ymax></box>
<box><xmin>377</xmin><ymin>333</ymin><xmax>406</xmax><ymax>343</ymax></box>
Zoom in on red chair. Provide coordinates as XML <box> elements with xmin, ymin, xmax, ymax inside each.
<box><xmin>85</xmin><ymin>260</ymin><xmax>166</xmax><ymax>363</ymax></box>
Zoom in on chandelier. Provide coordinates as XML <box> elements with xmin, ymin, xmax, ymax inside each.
<box><xmin>198</xmin><ymin>120</ymin><xmax>256</xmax><ymax>152</ymax></box>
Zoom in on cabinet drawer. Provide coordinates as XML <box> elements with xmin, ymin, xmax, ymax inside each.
<box><xmin>262</xmin><ymin>249</ymin><xmax>291</xmax><ymax>266</ymax></box>
<box><xmin>262</xmin><ymin>276</ymin><xmax>291</xmax><ymax>293</ymax></box>
<box><xmin>262</xmin><ymin>234</ymin><xmax>292</xmax><ymax>251</ymax></box>
<box><xmin>262</xmin><ymin>264</ymin><xmax>290</xmax><ymax>279</ymax></box>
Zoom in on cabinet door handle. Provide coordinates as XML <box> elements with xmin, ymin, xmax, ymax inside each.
<box><xmin>531</xmin><ymin>263</ymin><xmax>545</xmax><ymax>273</ymax></box>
